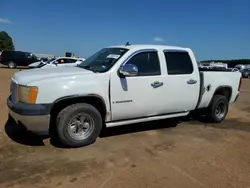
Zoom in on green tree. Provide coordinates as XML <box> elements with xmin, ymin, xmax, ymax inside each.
<box><xmin>0</xmin><ymin>31</ymin><xmax>15</xmax><ymax>51</ymax></box>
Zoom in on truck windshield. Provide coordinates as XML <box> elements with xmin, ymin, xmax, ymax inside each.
<box><xmin>78</xmin><ymin>48</ymin><xmax>129</xmax><ymax>73</ymax></box>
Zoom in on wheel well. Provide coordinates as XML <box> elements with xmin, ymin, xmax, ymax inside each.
<box><xmin>49</xmin><ymin>96</ymin><xmax>107</xmax><ymax>131</ymax></box>
<box><xmin>213</xmin><ymin>86</ymin><xmax>232</xmax><ymax>102</ymax></box>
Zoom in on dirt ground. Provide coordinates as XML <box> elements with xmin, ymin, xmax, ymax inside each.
<box><xmin>0</xmin><ymin>68</ymin><xmax>250</xmax><ymax>188</ymax></box>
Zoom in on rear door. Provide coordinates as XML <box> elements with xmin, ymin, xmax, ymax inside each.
<box><xmin>15</xmin><ymin>52</ymin><xmax>26</xmax><ymax>65</ymax></box>
<box><xmin>0</xmin><ymin>51</ymin><xmax>12</xmax><ymax>63</ymax></box>
<box><xmin>162</xmin><ymin>50</ymin><xmax>200</xmax><ymax>113</ymax></box>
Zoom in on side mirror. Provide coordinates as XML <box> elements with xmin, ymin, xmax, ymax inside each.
<box><xmin>118</xmin><ymin>64</ymin><xmax>138</xmax><ymax>77</ymax></box>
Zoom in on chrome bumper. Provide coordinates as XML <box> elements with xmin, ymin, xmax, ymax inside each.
<box><xmin>9</xmin><ymin>108</ymin><xmax>50</xmax><ymax>135</ymax></box>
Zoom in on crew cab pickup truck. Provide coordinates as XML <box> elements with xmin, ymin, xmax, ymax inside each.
<box><xmin>7</xmin><ymin>44</ymin><xmax>242</xmax><ymax>147</ymax></box>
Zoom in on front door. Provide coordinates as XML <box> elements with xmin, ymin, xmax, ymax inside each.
<box><xmin>110</xmin><ymin>50</ymin><xmax>167</xmax><ymax>121</ymax></box>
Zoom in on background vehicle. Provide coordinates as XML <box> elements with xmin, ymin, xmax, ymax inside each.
<box><xmin>0</xmin><ymin>51</ymin><xmax>38</xmax><ymax>68</ymax></box>
<box><xmin>241</xmin><ymin>69</ymin><xmax>250</xmax><ymax>78</ymax></box>
<box><xmin>8</xmin><ymin>44</ymin><xmax>242</xmax><ymax>148</ymax></box>
<box><xmin>234</xmin><ymin>64</ymin><xmax>250</xmax><ymax>71</ymax></box>
<box><xmin>197</xmin><ymin>66</ymin><xmax>239</xmax><ymax>72</ymax></box>
<box><xmin>28</xmin><ymin>57</ymin><xmax>85</xmax><ymax>69</ymax></box>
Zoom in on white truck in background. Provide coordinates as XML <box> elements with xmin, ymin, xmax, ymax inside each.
<box><xmin>8</xmin><ymin>44</ymin><xmax>242</xmax><ymax>147</ymax></box>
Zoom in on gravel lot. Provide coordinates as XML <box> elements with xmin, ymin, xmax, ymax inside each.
<box><xmin>0</xmin><ymin>68</ymin><xmax>250</xmax><ymax>188</ymax></box>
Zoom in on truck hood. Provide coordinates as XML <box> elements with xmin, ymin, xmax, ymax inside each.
<box><xmin>12</xmin><ymin>67</ymin><xmax>93</xmax><ymax>85</ymax></box>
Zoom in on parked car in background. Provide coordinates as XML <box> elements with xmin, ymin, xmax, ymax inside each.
<box><xmin>235</xmin><ymin>64</ymin><xmax>250</xmax><ymax>71</ymax></box>
<box><xmin>28</xmin><ymin>57</ymin><xmax>85</xmax><ymax>69</ymax></box>
<box><xmin>0</xmin><ymin>51</ymin><xmax>38</xmax><ymax>68</ymax></box>
<box><xmin>8</xmin><ymin>44</ymin><xmax>242</xmax><ymax>148</ymax></box>
<box><xmin>235</xmin><ymin>64</ymin><xmax>245</xmax><ymax>71</ymax></box>
<box><xmin>241</xmin><ymin>69</ymin><xmax>250</xmax><ymax>78</ymax></box>
<box><xmin>198</xmin><ymin>66</ymin><xmax>239</xmax><ymax>72</ymax></box>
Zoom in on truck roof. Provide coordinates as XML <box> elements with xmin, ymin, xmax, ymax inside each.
<box><xmin>109</xmin><ymin>44</ymin><xmax>190</xmax><ymax>51</ymax></box>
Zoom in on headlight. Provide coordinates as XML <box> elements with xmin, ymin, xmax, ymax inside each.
<box><xmin>18</xmin><ymin>86</ymin><xmax>38</xmax><ymax>104</ymax></box>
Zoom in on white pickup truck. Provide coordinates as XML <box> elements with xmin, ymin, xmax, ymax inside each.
<box><xmin>8</xmin><ymin>44</ymin><xmax>242</xmax><ymax>147</ymax></box>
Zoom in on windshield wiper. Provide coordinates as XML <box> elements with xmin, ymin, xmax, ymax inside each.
<box><xmin>79</xmin><ymin>65</ymin><xmax>98</xmax><ymax>73</ymax></box>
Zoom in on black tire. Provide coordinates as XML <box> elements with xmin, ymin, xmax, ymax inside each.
<box><xmin>8</xmin><ymin>61</ymin><xmax>16</xmax><ymax>69</ymax></box>
<box><xmin>56</xmin><ymin>103</ymin><xmax>102</xmax><ymax>148</ymax></box>
<box><xmin>206</xmin><ymin>95</ymin><xmax>229</xmax><ymax>123</ymax></box>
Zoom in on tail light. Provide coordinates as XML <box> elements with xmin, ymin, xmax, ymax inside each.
<box><xmin>238</xmin><ymin>77</ymin><xmax>242</xmax><ymax>91</ymax></box>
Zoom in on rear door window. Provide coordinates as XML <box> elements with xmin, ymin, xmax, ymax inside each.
<box><xmin>64</xmin><ymin>59</ymin><xmax>77</xmax><ymax>63</ymax></box>
<box><xmin>164</xmin><ymin>51</ymin><xmax>194</xmax><ymax>75</ymax></box>
<box><xmin>15</xmin><ymin>52</ymin><xmax>25</xmax><ymax>60</ymax></box>
<box><xmin>56</xmin><ymin>58</ymin><xmax>77</xmax><ymax>64</ymax></box>
<box><xmin>56</xmin><ymin>58</ymin><xmax>65</xmax><ymax>64</ymax></box>
<box><xmin>1</xmin><ymin>51</ymin><xmax>13</xmax><ymax>59</ymax></box>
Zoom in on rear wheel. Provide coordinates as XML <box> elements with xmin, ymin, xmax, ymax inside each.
<box><xmin>8</xmin><ymin>61</ymin><xmax>16</xmax><ymax>69</ymax></box>
<box><xmin>206</xmin><ymin>95</ymin><xmax>229</xmax><ymax>123</ymax></box>
<box><xmin>56</xmin><ymin>103</ymin><xmax>103</xmax><ymax>147</ymax></box>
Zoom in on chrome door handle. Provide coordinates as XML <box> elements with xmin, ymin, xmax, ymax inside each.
<box><xmin>151</xmin><ymin>81</ymin><xmax>163</xmax><ymax>88</ymax></box>
<box><xmin>187</xmin><ymin>79</ymin><xmax>197</xmax><ymax>84</ymax></box>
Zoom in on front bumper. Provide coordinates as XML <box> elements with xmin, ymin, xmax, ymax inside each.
<box><xmin>7</xmin><ymin>96</ymin><xmax>51</xmax><ymax>135</ymax></box>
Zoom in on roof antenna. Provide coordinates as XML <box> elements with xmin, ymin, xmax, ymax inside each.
<box><xmin>125</xmin><ymin>42</ymin><xmax>131</xmax><ymax>46</ymax></box>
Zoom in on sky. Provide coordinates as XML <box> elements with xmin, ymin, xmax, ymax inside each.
<box><xmin>0</xmin><ymin>0</ymin><xmax>249</xmax><ymax>60</ymax></box>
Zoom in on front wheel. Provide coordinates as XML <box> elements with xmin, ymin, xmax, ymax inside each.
<box><xmin>56</xmin><ymin>103</ymin><xmax>103</xmax><ymax>147</ymax></box>
<box><xmin>206</xmin><ymin>95</ymin><xmax>229</xmax><ymax>123</ymax></box>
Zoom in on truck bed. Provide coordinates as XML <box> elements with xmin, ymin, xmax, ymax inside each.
<box><xmin>196</xmin><ymin>70</ymin><xmax>241</xmax><ymax>109</ymax></box>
